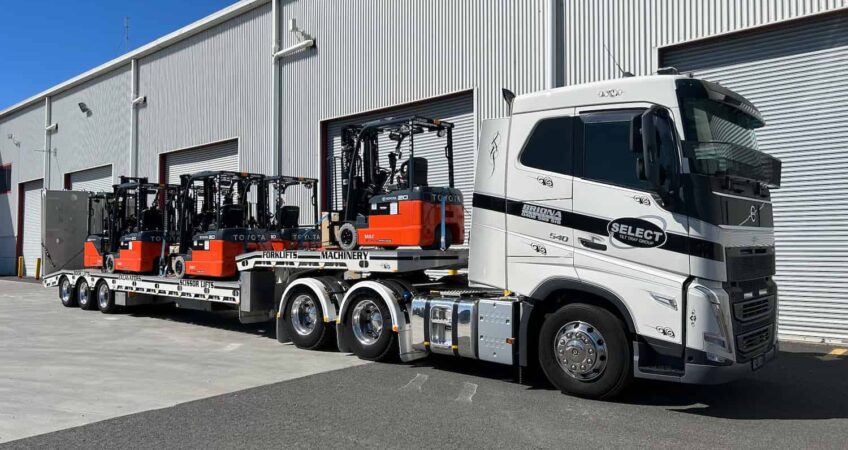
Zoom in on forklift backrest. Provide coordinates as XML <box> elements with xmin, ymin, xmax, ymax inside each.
<box><xmin>221</xmin><ymin>204</ymin><xmax>244</xmax><ymax>228</ymax></box>
<box><xmin>279</xmin><ymin>206</ymin><xmax>300</xmax><ymax>228</ymax></box>
<box><xmin>410</xmin><ymin>157</ymin><xmax>428</xmax><ymax>187</ymax></box>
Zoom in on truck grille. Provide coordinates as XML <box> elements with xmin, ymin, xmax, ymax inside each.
<box><xmin>725</xmin><ymin>247</ymin><xmax>775</xmax><ymax>281</ymax></box>
<box><xmin>733</xmin><ymin>295</ymin><xmax>773</xmax><ymax>323</ymax></box>
<box><xmin>736</xmin><ymin>325</ymin><xmax>772</xmax><ymax>355</ymax></box>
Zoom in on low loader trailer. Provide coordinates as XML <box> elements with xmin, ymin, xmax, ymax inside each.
<box><xmin>44</xmin><ymin>74</ymin><xmax>781</xmax><ymax>398</ymax></box>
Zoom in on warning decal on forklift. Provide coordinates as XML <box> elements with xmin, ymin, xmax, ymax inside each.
<box><xmin>607</xmin><ymin>218</ymin><xmax>667</xmax><ymax>248</ymax></box>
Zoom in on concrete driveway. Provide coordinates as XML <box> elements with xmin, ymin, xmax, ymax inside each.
<box><xmin>0</xmin><ymin>280</ymin><xmax>367</xmax><ymax>443</ymax></box>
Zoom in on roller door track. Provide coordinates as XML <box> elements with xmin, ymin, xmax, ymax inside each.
<box><xmin>163</xmin><ymin>139</ymin><xmax>239</xmax><ymax>184</ymax></box>
<box><xmin>68</xmin><ymin>165</ymin><xmax>113</xmax><ymax>192</ymax></box>
<box><xmin>20</xmin><ymin>179</ymin><xmax>43</xmax><ymax>277</ymax></box>
<box><xmin>661</xmin><ymin>12</ymin><xmax>848</xmax><ymax>342</ymax></box>
<box><xmin>325</xmin><ymin>94</ymin><xmax>475</xmax><ymax>244</ymax></box>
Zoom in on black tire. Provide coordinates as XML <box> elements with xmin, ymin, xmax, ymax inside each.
<box><xmin>77</xmin><ymin>279</ymin><xmax>96</xmax><ymax>311</ymax></box>
<box><xmin>96</xmin><ymin>281</ymin><xmax>119</xmax><ymax>314</ymax></box>
<box><xmin>172</xmin><ymin>255</ymin><xmax>186</xmax><ymax>279</ymax></box>
<box><xmin>338</xmin><ymin>223</ymin><xmax>358</xmax><ymax>251</ymax></box>
<box><xmin>538</xmin><ymin>303</ymin><xmax>632</xmax><ymax>399</ymax></box>
<box><xmin>104</xmin><ymin>254</ymin><xmax>116</xmax><ymax>274</ymax></box>
<box><xmin>422</xmin><ymin>225</ymin><xmax>453</xmax><ymax>250</ymax></box>
<box><xmin>344</xmin><ymin>292</ymin><xmax>396</xmax><ymax>361</ymax></box>
<box><xmin>59</xmin><ymin>276</ymin><xmax>77</xmax><ymax>307</ymax></box>
<box><xmin>281</xmin><ymin>287</ymin><xmax>335</xmax><ymax>350</ymax></box>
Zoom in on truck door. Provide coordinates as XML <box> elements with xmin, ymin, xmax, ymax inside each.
<box><xmin>504</xmin><ymin>109</ymin><xmax>577</xmax><ymax>295</ymax></box>
<box><xmin>571</xmin><ymin>107</ymin><xmax>688</xmax><ymax>348</ymax></box>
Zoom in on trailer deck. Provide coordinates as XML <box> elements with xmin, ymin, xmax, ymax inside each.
<box><xmin>235</xmin><ymin>248</ymin><xmax>468</xmax><ymax>273</ymax></box>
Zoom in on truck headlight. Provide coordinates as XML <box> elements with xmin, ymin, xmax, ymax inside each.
<box><xmin>686</xmin><ymin>282</ymin><xmax>734</xmax><ymax>361</ymax></box>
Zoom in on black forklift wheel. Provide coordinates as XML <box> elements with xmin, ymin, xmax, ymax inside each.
<box><xmin>172</xmin><ymin>255</ymin><xmax>187</xmax><ymax>279</ymax></box>
<box><xmin>422</xmin><ymin>226</ymin><xmax>453</xmax><ymax>251</ymax></box>
<box><xmin>338</xmin><ymin>223</ymin><xmax>359</xmax><ymax>251</ymax></box>
<box><xmin>104</xmin><ymin>254</ymin><xmax>116</xmax><ymax>274</ymax></box>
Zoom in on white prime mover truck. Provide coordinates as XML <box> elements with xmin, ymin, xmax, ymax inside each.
<box><xmin>44</xmin><ymin>74</ymin><xmax>781</xmax><ymax>398</ymax></box>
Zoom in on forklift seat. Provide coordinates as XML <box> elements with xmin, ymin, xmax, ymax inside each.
<box><xmin>278</xmin><ymin>206</ymin><xmax>300</xmax><ymax>228</ymax></box>
<box><xmin>405</xmin><ymin>157</ymin><xmax>428</xmax><ymax>187</ymax></box>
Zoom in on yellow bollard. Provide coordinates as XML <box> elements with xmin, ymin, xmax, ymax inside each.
<box><xmin>17</xmin><ymin>256</ymin><xmax>23</xmax><ymax>278</ymax></box>
<box><xmin>35</xmin><ymin>258</ymin><xmax>41</xmax><ymax>280</ymax></box>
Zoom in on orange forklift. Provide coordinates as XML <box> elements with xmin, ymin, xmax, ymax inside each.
<box><xmin>332</xmin><ymin>116</ymin><xmax>464</xmax><ymax>250</ymax></box>
<box><xmin>263</xmin><ymin>175</ymin><xmax>321</xmax><ymax>250</ymax></box>
<box><xmin>171</xmin><ymin>171</ymin><xmax>267</xmax><ymax>278</ymax></box>
<box><xmin>84</xmin><ymin>177</ymin><xmax>178</xmax><ymax>275</ymax></box>
<box><xmin>83</xmin><ymin>191</ymin><xmax>114</xmax><ymax>269</ymax></box>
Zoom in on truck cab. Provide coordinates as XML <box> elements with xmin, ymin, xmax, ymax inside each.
<box><xmin>470</xmin><ymin>74</ymin><xmax>781</xmax><ymax>395</ymax></box>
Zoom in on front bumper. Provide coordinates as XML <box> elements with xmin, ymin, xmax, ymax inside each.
<box><xmin>680</xmin><ymin>343</ymin><xmax>778</xmax><ymax>385</ymax></box>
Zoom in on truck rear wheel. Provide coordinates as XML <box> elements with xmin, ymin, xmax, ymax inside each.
<box><xmin>59</xmin><ymin>276</ymin><xmax>77</xmax><ymax>307</ymax></box>
<box><xmin>538</xmin><ymin>303</ymin><xmax>631</xmax><ymax>399</ymax></box>
<box><xmin>77</xmin><ymin>279</ymin><xmax>96</xmax><ymax>311</ymax></box>
<box><xmin>96</xmin><ymin>281</ymin><xmax>118</xmax><ymax>314</ymax></box>
<box><xmin>345</xmin><ymin>293</ymin><xmax>396</xmax><ymax>361</ymax></box>
<box><xmin>282</xmin><ymin>288</ymin><xmax>334</xmax><ymax>350</ymax></box>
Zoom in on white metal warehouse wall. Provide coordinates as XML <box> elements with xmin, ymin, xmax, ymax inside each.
<box><xmin>561</xmin><ymin>0</ymin><xmax>848</xmax><ymax>84</ymax></box>
<box><xmin>278</xmin><ymin>0</ymin><xmax>555</xmax><ymax>202</ymax></box>
<box><xmin>661</xmin><ymin>12</ymin><xmax>848</xmax><ymax>342</ymax></box>
<box><xmin>50</xmin><ymin>66</ymin><xmax>132</xmax><ymax>188</ymax></box>
<box><xmin>138</xmin><ymin>3</ymin><xmax>271</xmax><ymax>181</ymax></box>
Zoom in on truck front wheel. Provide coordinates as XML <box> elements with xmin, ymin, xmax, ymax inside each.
<box><xmin>538</xmin><ymin>303</ymin><xmax>631</xmax><ymax>399</ymax></box>
<box><xmin>282</xmin><ymin>288</ymin><xmax>335</xmax><ymax>350</ymax></box>
<box><xmin>344</xmin><ymin>294</ymin><xmax>396</xmax><ymax>361</ymax></box>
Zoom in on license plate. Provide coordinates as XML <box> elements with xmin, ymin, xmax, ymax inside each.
<box><xmin>751</xmin><ymin>354</ymin><xmax>766</xmax><ymax>371</ymax></box>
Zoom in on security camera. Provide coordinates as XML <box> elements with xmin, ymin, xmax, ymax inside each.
<box><xmin>78</xmin><ymin>102</ymin><xmax>92</xmax><ymax>115</ymax></box>
<box><xmin>132</xmin><ymin>96</ymin><xmax>147</xmax><ymax>107</ymax></box>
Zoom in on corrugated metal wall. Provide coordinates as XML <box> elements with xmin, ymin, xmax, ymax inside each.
<box><xmin>51</xmin><ymin>66</ymin><xmax>131</xmax><ymax>189</ymax></box>
<box><xmin>21</xmin><ymin>179</ymin><xmax>43</xmax><ymax>277</ymax></box>
<box><xmin>137</xmin><ymin>3</ymin><xmax>272</xmax><ymax>181</ymax></box>
<box><xmin>278</xmin><ymin>0</ymin><xmax>552</xmax><ymax>196</ymax></box>
<box><xmin>661</xmin><ymin>12</ymin><xmax>848</xmax><ymax>342</ymax></box>
<box><xmin>163</xmin><ymin>139</ymin><xmax>239</xmax><ymax>184</ymax></box>
<box><xmin>561</xmin><ymin>0</ymin><xmax>848</xmax><ymax>85</ymax></box>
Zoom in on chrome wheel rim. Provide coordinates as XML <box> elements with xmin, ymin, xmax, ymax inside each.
<box><xmin>290</xmin><ymin>294</ymin><xmax>319</xmax><ymax>336</ymax></box>
<box><xmin>554</xmin><ymin>321</ymin><xmax>608</xmax><ymax>381</ymax></box>
<box><xmin>60</xmin><ymin>279</ymin><xmax>72</xmax><ymax>303</ymax></box>
<box><xmin>78</xmin><ymin>281</ymin><xmax>89</xmax><ymax>306</ymax></box>
<box><xmin>351</xmin><ymin>299</ymin><xmax>383</xmax><ymax>346</ymax></box>
<box><xmin>97</xmin><ymin>284</ymin><xmax>110</xmax><ymax>309</ymax></box>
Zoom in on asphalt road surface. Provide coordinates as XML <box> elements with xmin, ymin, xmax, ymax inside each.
<box><xmin>3</xmin><ymin>281</ymin><xmax>847</xmax><ymax>449</ymax></box>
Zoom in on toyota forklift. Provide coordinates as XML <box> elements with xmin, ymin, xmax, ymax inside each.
<box><xmin>83</xmin><ymin>191</ymin><xmax>115</xmax><ymax>269</ymax></box>
<box><xmin>84</xmin><ymin>177</ymin><xmax>177</xmax><ymax>275</ymax></box>
<box><xmin>264</xmin><ymin>175</ymin><xmax>321</xmax><ymax>250</ymax></box>
<box><xmin>172</xmin><ymin>171</ymin><xmax>268</xmax><ymax>279</ymax></box>
<box><xmin>332</xmin><ymin>116</ymin><xmax>464</xmax><ymax>251</ymax></box>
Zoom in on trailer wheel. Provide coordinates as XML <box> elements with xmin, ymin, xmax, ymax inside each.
<box><xmin>281</xmin><ymin>287</ymin><xmax>334</xmax><ymax>350</ymax></box>
<box><xmin>338</xmin><ymin>223</ymin><xmax>358</xmax><ymax>251</ymax></box>
<box><xmin>172</xmin><ymin>256</ymin><xmax>186</xmax><ymax>279</ymax></box>
<box><xmin>77</xmin><ymin>279</ymin><xmax>96</xmax><ymax>311</ymax></box>
<box><xmin>538</xmin><ymin>303</ymin><xmax>631</xmax><ymax>399</ymax></box>
<box><xmin>104</xmin><ymin>254</ymin><xmax>116</xmax><ymax>274</ymax></box>
<box><xmin>96</xmin><ymin>281</ymin><xmax>118</xmax><ymax>314</ymax></box>
<box><xmin>345</xmin><ymin>293</ymin><xmax>396</xmax><ymax>361</ymax></box>
<box><xmin>59</xmin><ymin>276</ymin><xmax>77</xmax><ymax>307</ymax></box>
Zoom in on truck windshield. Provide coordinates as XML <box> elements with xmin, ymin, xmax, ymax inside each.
<box><xmin>676</xmin><ymin>79</ymin><xmax>781</xmax><ymax>187</ymax></box>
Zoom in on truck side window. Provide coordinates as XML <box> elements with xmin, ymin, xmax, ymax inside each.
<box><xmin>581</xmin><ymin>110</ymin><xmax>650</xmax><ymax>191</ymax></box>
<box><xmin>519</xmin><ymin>117</ymin><xmax>574</xmax><ymax>176</ymax></box>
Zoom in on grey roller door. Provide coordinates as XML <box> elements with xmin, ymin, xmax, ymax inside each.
<box><xmin>164</xmin><ymin>139</ymin><xmax>239</xmax><ymax>184</ymax></box>
<box><xmin>69</xmin><ymin>165</ymin><xmax>113</xmax><ymax>192</ymax></box>
<box><xmin>326</xmin><ymin>94</ymin><xmax>475</xmax><ymax>243</ymax></box>
<box><xmin>21</xmin><ymin>179</ymin><xmax>43</xmax><ymax>277</ymax></box>
<box><xmin>662</xmin><ymin>12</ymin><xmax>848</xmax><ymax>341</ymax></box>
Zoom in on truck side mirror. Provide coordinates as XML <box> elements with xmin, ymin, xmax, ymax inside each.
<box><xmin>640</xmin><ymin>106</ymin><xmax>672</xmax><ymax>196</ymax></box>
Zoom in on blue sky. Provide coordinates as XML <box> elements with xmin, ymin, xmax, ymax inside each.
<box><xmin>0</xmin><ymin>0</ymin><xmax>239</xmax><ymax>110</ymax></box>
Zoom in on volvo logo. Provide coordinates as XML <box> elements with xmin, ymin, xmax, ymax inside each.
<box><xmin>599</xmin><ymin>89</ymin><xmax>623</xmax><ymax>98</ymax></box>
